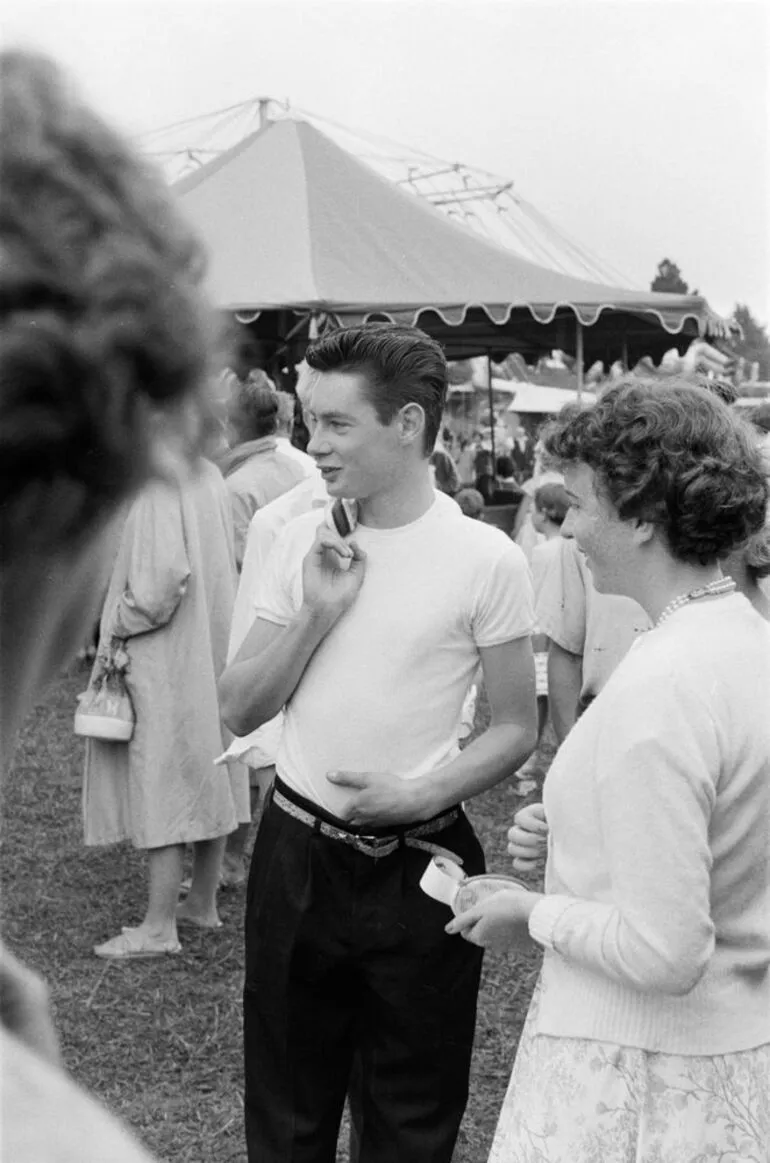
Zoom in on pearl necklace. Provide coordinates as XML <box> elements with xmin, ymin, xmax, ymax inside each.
<box><xmin>655</xmin><ymin>576</ymin><xmax>737</xmax><ymax>628</ymax></box>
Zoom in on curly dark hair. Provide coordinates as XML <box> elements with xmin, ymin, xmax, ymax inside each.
<box><xmin>543</xmin><ymin>378</ymin><xmax>769</xmax><ymax>565</ymax></box>
<box><xmin>0</xmin><ymin>51</ymin><xmax>214</xmax><ymax>557</ymax></box>
<box><xmin>306</xmin><ymin>323</ymin><xmax>447</xmax><ymax>454</ymax></box>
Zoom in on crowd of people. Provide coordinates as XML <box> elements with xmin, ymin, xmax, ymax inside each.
<box><xmin>2</xmin><ymin>48</ymin><xmax>770</xmax><ymax>1163</ymax></box>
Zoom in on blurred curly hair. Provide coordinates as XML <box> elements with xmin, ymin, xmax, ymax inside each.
<box><xmin>0</xmin><ymin>51</ymin><xmax>214</xmax><ymax>557</ymax></box>
<box><xmin>543</xmin><ymin>378</ymin><xmax>769</xmax><ymax>565</ymax></box>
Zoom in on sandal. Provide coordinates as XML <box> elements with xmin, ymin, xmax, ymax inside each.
<box><xmin>94</xmin><ymin>928</ymin><xmax>182</xmax><ymax>960</ymax></box>
<box><xmin>175</xmin><ymin>910</ymin><xmax>223</xmax><ymax>931</ymax></box>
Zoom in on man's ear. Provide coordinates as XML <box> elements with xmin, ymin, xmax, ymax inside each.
<box><xmin>398</xmin><ymin>403</ymin><xmax>426</xmax><ymax>447</ymax></box>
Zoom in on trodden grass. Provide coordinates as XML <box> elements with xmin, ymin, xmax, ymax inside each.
<box><xmin>1</xmin><ymin>661</ymin><xmax>548</xmax><ymax>1161</ymax></box>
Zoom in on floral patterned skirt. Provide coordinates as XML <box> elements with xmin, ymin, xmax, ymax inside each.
<box><xmin>488</xmin><ymin>979</ymin><xmax>770</xmax><ymax>1163</ymax></box>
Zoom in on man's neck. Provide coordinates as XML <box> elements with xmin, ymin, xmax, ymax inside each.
<box><xmin>357</xmin><ymin>464</ymin><xmax>436</xmax><ymax>530</ymax></box>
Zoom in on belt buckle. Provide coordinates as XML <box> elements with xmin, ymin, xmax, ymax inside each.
<box><xmin>349</xmin><ymin>832</ymin><xmax>392</xmax><ymax>856</ymax></box>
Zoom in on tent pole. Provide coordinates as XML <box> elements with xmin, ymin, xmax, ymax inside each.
<box><xmin>487</xmin><ymin>352</ymin><xmax>497</xmax><ymax>481</ymax></box>
<box><xmin>576</xmin><ymin>320</ymin><xmax>584</xmax><ymax>403</ymax></box>
<box><xmin>257</xmin><ymin>98</ymin><xmax>271</xmax><ymax>129</ymax></box>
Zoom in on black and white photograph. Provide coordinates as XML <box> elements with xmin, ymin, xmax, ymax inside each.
<box><xmin>1</xmin><ymin>1</ymin><xmax>769</xmax><ymax>1160</ymax></box>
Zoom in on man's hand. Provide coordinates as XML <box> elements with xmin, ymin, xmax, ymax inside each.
<box><xmin>326</xmin><ymin>770</ymin><xmax>429</xmax><ymax>827</ymax></box>
<box><xmin>445</xmin><ymin>889</ymin><xmax>541</xmax><ymax>952</ymax></box>
<box><xmin>507</xmin><ymin>801</ymin><xmax>548</xmax><ymax>872</ymax></box>
<box><xmin>301</xmin><ymin>527</ymin><xmax>366</xmax><ymax>625</ymax></box>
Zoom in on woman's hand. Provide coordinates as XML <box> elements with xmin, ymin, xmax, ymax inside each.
<box><xmin>445</xmin><ymin>889</ymin><xmax>541</xmax><ymax>952</ymax></box>
<box><xmin>507</xmin><ymin>801</ymin><xmax>548</xmax><ymax>872</ymax></box>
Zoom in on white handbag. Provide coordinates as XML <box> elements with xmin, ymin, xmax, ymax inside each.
<box><xmin>74</xmin><ymin>642</ymin><xmax>135</xmax><ymax>742</ymax></box>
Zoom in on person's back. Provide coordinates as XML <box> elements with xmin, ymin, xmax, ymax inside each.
<box><xmin>84</xmin><ymin>460</ymin><xmax>246</xmax><ymax>851</ymax></box>
<box><xmin>530</xmin><ymin>536</ymin><xmax>561</xmax><ymax>597</ymax></box>
<box><xmin>219</xmin><ymin>379</ymin><xmax>307</xmax><ymax>566</ymax></box>
<box><xmin>177</xmin><ymin>458</ymin><xmax>240</xmax><ymax>671</ymax></box>
<box><xmin>538</xmin><ymin>534</ymin><xmax>650</xmax><ymax>731</ymax></box>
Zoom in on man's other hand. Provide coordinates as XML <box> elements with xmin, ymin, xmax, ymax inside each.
<box><xmin>326</xmin><ymin>770</ymin><xmax>428</xmax><ymax>827</ymax></box>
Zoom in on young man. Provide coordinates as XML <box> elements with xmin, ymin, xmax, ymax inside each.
<box><xmin>219</xmin><ymin>323</ymin><xmax>537</xmax><ymax>1163</ymax></box>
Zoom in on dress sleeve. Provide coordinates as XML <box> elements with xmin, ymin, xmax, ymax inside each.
<box><xmin>536</xmin><ymin>538</ymin><xmax>586</xmax><ymax>655</ymax></box>
<box><xmin>529</xmin><ymin>672</ymin><xmax>717</xmax><ymax>995</ymax></box>
<box><xmin>107</xmin><ymin>482</ymin><xmax>191</xmax><ymax>639</ymax></box>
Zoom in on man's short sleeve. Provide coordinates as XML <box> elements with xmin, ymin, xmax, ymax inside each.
<box><xmin>536</xmin><ymin>537</ymin><xmax>587</xmax><ymax>656</ymax></box>
<box><xmin>252</xmin><ymin>525</ymin><xmax>302</xmax><ymax>627</ymax></box>
<box><xmin>471</xmin><ymin>542</ymin><xmax>535</xmax><ymax>647</ymax></box>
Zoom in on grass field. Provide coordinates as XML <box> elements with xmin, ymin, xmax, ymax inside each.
<box><xmin>1</xmin><ymin>662</ymin><xmax>548</xmax><ymax>1162</ymax></box>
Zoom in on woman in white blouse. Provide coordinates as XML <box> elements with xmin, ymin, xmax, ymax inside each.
<box><xmin>449</xmin><ymin>378</ymin><xmax>770</xmax><ymax>1162</ymax></box>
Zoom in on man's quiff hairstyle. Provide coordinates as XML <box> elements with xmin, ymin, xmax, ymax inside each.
<box><xmin>305</xmin><ymin>322</ymin><xmax>448</xmax><ymax>454</ymax></box>
<box><xmin>544</xmin><ymin>378</ymin><xmax>769</xmax><ymax>566</ymax></box>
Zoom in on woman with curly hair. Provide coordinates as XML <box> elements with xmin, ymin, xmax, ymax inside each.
<box><xmin>448</xmin><ymin>379</ymin><xmax>770</xmax><ymax>1162</ymax></box>
<box><xmin>0</xmin><ymin>49</ymin><xmax>218</xmax><ymax>1160</ymax></box>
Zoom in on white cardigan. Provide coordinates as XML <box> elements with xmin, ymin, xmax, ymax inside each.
<box><xmin>529</xmin><ymin>593</ymin><xmax>770</xmax><ymax>1055</ymax></box>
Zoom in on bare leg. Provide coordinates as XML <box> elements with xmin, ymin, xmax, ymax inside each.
<box><xmin>134</xmin><ymin>843</ymin><xmax>185</xmax><ymax>941</ymax></box>
<box><xmin>223</xmin><ymin>821</ymin><xmax>251</xmax><ymax>881</ymax></box>
<box><xmin>177</xmin><ymin>837</ymin><xmax>225</xmax><ymax>927</ymax></box>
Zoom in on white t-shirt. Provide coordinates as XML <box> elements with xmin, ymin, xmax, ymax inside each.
<box><xmin>228</xmin><ymin>474</ymin><xmax>328</xmax><ymax>662</ymax></box>
<box><xmin>254</xmin><ymin>495</ymin><xmax>535</xmax><ymax>814</ymax></box>
<box><xmin>219</xmin><ymin>473</ymin><xmax>328</xmax><ymax>770</ymax></box>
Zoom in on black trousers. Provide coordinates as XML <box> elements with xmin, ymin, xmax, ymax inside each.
<box><xmin>243</xmin><ymin>779</ymin><xmax>485</xmax><ymax>1163</ymax></box>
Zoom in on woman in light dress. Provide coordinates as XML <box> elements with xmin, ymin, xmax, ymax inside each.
<box><xmin>449</xmin><ymin>379</ymin><xmax>770</xmax><ymax>1162</ymax></box>
<box><xmin>84</xmin><ymin>462</ymin><xmax>250</xmax><ymax>957</ymax></box>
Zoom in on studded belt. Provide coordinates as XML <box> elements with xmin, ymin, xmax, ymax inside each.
<box><xmin>272</xmin><ymin>787</ymin><xmax>462</xmax><ymax>862</ymax></box>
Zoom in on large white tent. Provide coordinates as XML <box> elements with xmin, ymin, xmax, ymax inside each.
<box><xmin>174</xmin><ymin>117</ymin><xmax>733</xmax><ymax>363</ymax></box>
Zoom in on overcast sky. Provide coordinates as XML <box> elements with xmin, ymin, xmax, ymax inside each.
<box><xmin>4</xmin><ymin>0</ymin><xmax>768</xmax><ymax>323</ymax></box>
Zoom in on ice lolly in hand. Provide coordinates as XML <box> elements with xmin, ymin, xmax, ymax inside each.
<box><xmin>324</xmin><ymin>499</ymin><xmax>358</xmax><ymax>570</ymax></box>
<box><xmin>327</xmin><ymin>498</ymin><xmax>357</xmax><ymax>538</ymax></box>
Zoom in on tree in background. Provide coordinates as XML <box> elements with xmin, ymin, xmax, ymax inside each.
<box><xmin>650</xmin><ymin>258</ymin><xmax>696</xmax><ymax>295</ymax></box>
<box><xmin>729</xmin><ymin>304</ymin><xmax>770</xmax><ymax>382</ymax></box>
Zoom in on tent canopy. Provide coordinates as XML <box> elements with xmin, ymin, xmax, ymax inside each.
<box><xmin>175</xmin><ymin>118</ymin><xmax>731</xmax><ymax>362</ymax></box>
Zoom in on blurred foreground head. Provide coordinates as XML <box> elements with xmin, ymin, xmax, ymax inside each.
<box><xmin>0</xmin><ymin>51</ymin><xmax>217</xmax><ymax>760</ymax></box>
<box><xmin>0</xmin><ymin>50</ymin><xmax>214</xmax><ymax>561</ymax></box>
